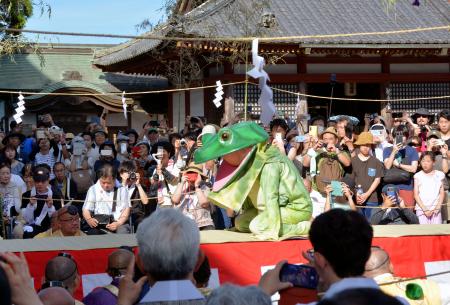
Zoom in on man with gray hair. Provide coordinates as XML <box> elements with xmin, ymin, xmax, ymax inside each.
<box><xmin>118</xmin><ymin>208</ymin><xmax>205</xmax><ymax>305</ymax></box>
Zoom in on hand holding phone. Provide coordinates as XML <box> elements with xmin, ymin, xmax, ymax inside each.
<box><xmin>331</xmin><ymin>180</ymin><xmax>343</xmax><ymax>196</ymax></box>
<box><xmin>309</xmin><ymin>126</ymin><xmax>318</xmax><ymax>138</ymax></box>
<box><xmin>279</xmin><ymin>263</ymin><xmax>319</xmax><ymax>289</ymax></box>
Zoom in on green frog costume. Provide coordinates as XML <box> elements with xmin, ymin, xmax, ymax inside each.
<box><xmin>194</xmin><ymin>121</ymin><xmax>312</xmax><ymax>240</ymax></box>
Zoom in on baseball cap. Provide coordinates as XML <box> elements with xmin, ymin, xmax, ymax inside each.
<box><xmin>33</xmin><ymin>167</ymin><xmax>50</xmax><ymax>182</ymax></box>
<box><xmin>427</xmin><ymin>130</ymin><xmax>441</xmax><ymax>139</ymax></box>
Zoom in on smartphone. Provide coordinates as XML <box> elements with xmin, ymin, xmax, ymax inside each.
<box><xmin>279</xmin><ymin>263</ymin><xmax>319</xmax><ymax>289</ymax></box>
<box><xmin>120</xmin><ymin>142</ymin><xmax>128</xmax><ymax>154</ymax></box>
<box><xmin>331</xmin><ymin>180</ymin><xmax>343</xmax><ymax>196</ymax></box>
<box><xmin>72</xmin><ymin>139</ymin><xmax>85</xmax><ymax>156</ymax></box>
<box><xmin>385</xmin><ymin>186</ymin><xmax>399</xmax><ymax>205</ymax></box>
<box><xmin>132</xmin><ymin>146</ymin><xmax>141</xmax><ymax>159</ymax></box>
<box><xmin>345</xmin><ymin>125</ymin><xmax>353</xmax><ymax>139</ymax></box>
<box><xmin>370</xmin><ymin>129</ymin><xmax>383</xmax><ymax>137</ymax></box>
<box><xmin>275</xmin><ymin>133</ymin><xmax>282</xmax><ymax>141</ymax></box>
<box><xmin>100</xmin><ymin>149</ymin><xmax>113</xmax><ymax>157</ymax></box>
<box><xmin>295</xmin><ymin>135</ymin><xmax>308</xmax><ymax>143</ymax></box>
<box><xmin>157</xmin><ymin>146</ymin><xmax>164</xmax><ymax>158</ymax></box>
<box><xmin>309</xmin><ymin>126</ymin><xmax>318</xmax><ymax>138</ymax></box>
<box><xmin>395</xmin><ymin>132</ymin><xmax>403</xmax><ymax>145</ymax></box>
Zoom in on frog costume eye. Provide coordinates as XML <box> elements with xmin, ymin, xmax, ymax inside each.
<box><xmin>219</xmin><ymin>129</ymin><xmax>232</xmax><ymax>144</ymax></box>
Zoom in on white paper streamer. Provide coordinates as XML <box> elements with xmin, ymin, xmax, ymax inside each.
<box><xmin>213</xmin><ymin>80</ymin><xmax>223</xmax><ymax>108</ymax></box>
<box><xmin>246</xmin><ymin>39</ymin><xmax>275</xmax><ymax>126</ymax></box>
<box><xmin>122</xmin><ymin>91</ymin><xmax>127</xmax><ymax>120</ymax></box>
<box><xmin>14</xmin><ymin>92</ymin><xmax>25</xmax><ymax>123</ymax></box>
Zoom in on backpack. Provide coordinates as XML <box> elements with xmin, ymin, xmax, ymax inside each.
<box><xmin>314</xmin><ymin>153</ymin><xmax>345</xmax><ymax>193</ymax></box>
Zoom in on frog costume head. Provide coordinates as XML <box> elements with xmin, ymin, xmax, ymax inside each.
<box><xmin>194</xmin><ymin>121</ymin><xmax>268</xmax><ymax>163</ymax></box>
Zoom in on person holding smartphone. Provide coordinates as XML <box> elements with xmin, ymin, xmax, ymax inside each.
<box><xmin>371</xmin><ymin>185</ymin><xmax>419</xmax><ymax>225</ymax></box>
<box><xmin>269</xmin><ymin>118</ymin><xmax>290</xmax><ymax>155</ymax></box>
<box><xmin>171</xmin><ymin>163</ymin><xmax>214</xmax><ymax>230</ymax></box>
<box><xmin>383</xmin><ymin>125</ymin><xmax>419</xmax><ymax>207</ymax></box>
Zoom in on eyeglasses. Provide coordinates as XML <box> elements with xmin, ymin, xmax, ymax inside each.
<box><xmin>408</xmin><ymin>143</ymin><xmax>420</xmax><ymax>147</ymax></box>
<box><xmin>59</xmin><ymin>216</ymin><xmax>80</xmax><ymax>223</ymax></box>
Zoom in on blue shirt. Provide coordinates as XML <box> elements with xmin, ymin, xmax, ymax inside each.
<box><xmin>383</xmin><ymin>145</ymin><xmax>419</xmax><ymax>190</ymax></box>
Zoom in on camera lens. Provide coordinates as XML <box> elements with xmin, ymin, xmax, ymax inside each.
<box><xmin>129</xmin><ymin>172</ymin><xmax>136</xmax><ymax>180</ymax></box>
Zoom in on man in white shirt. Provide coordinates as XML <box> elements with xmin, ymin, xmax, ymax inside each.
<box><xmin>82</xmin><ymin>164</ymin><xmax>131</xmax><ymax>235</ymax></box>
<box><xmin>258</xmin><ymin>210</ymin><xmax>381</xmax><ymax>304</ymax></box>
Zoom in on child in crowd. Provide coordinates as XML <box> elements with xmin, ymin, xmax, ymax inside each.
<box><xmin>414</xmin><ymin>152</ymin><xmax>445</xmax><ymax>224</ymax></box>
<box><xmin>350</xmin><ymin>132</ymin><xmax>384</xmax><ymax>220</ymax></box>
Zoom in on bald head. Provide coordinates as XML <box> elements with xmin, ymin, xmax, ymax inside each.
<box><xmin>107</xmin><ymin>249</ymin><xmax>134</xmax><ymax>277</ymax></box>
<box><xmin>38</xmin><ymin>287</ymin><xmax>74</xmax><ymax>305</ymax></box>
<box><xmin>364</xmin><ymin>247</ymin><xmax>392</xmax><ymax>278</ymax></box>
<box><xmin>45</xmin><ymin>256</ymin><xmax>78</xmax><ymax>293</ymax></box>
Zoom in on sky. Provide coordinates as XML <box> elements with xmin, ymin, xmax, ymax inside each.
<box><xmin>24</xmin><ymin>0</ymin><xmax>167</xmax><ymax>45</ymax></box>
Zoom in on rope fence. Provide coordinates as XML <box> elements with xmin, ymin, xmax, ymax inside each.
<box><xmin>3</xmin><ymin>193</ymin><xmax>449</xmax><ymax>213</ymax></box>
<box><xmin>2</xmin><ymin>25</ymin><xmax>449</xmax><ymax>42</ymax></box>
<box><xmin>1</xmin><ymin>80</ymin><xmax>450</xmax><ymax>103</ymax></box>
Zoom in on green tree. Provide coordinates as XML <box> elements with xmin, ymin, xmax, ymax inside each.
<box><xmin>0</xmin><ymin>0</ymin><xmax>33</xmax><ymax>38</ymax></box>
<box><xmin>0</xmin><ymin>1</ymin><xmax>50</xmax><ymax>58</ymax></box>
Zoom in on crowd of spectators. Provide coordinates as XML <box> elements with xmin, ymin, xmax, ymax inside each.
<box><xmin>0</xmin><ymin>108</ymin><xmax>450</xmax><ymax>239</ymax></box>
<box><xmin>1</xmin><ymin>108</ymin><xmax>450</xmax><ymax>303</ymax></box>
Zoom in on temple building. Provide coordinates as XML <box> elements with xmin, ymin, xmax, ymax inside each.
<box><xmin>90</xmin><ymin>0</ymin><xmax>450</xmax><ymax>127</ymax></box>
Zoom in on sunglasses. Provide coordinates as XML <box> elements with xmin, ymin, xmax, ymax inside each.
<box><xmin>416</xmin><ymin>115</ymin><xmax>429</xmax><ymax>118</ymax></box>
<box><xmin>408</xmin><ymin>142</ymin><xmax>420</xmax><ymax>147</ymax></box>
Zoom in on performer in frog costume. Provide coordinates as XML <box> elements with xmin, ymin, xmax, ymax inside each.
<box><xmin>194</xmin><ymin>121</ymin><xmax>312</xmax><ymax>240</ymax></box>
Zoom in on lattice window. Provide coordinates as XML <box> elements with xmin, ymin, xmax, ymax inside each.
<box><xmin>232</xmin><ymin>83</ymin><xmax>299</xmax><ymax>118</ymax></box>
<box><xmin>389</xmin><ymin>83</ymin><xmax>450</xmax><ymax>115</ymax></box>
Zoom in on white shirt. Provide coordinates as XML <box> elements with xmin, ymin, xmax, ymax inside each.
<box><xmin>10</xmin><ymin>174</ymin><xmax>26</xmax><ymax>194</ymax></box>
<box><xmin>139</xmin><ymin>280</ymin><xmax>204</xmax><ymax>303</ymax></box>
<box><xmin>310</xmin><ymin>190</ymin><xmax>326</xmax><ymax>218</ymax></box>
<box><xmin>83</xmin><ymin>181</ymin><xmax>130</xmax><ymax>221</ymax></box>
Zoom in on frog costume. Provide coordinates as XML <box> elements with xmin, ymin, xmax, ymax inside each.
<box><xmin>194</xmin><ymin>121</ymin><xmax>312</xmax><ymax>240</ymax></box>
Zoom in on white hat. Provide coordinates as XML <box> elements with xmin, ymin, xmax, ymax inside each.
<box><xmin>49</xmin><ymin>125</ymin><xmax>63</xmax><ymax>133</ymax></box>
<box><xmin>198</xmin><ymin>124</ymin><xmax>218</xmax><ymax>139</ymax></box>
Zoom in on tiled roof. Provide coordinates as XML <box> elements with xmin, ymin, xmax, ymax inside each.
<box><xmin>94</xmin><ymin>0</ymin><xmax>450</xmax><ymax>67</ymax></box>
<box><xmin>0</xmin><ymin>49</ymin><xmax>167</xmax><ymax>91</ymax></box>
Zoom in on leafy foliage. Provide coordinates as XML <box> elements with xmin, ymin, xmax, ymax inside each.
<box><xmin>0</xmin><ymin>1</ymin><xmax>50</xmax><ymax>60</ymax></box>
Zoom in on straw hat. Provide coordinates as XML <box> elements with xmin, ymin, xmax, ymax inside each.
<box><xmin>320</xmin><ymin>127</ymin><xmax>338</xmax><ymax>139</ymax></box>
<box><xmin>182</xmin><ymin>162</ymin><xmax>206</xmax><ymax>177</ymax></box>
<box><xmin>354</xmin><ymin>132</ymin><xmax>374</xmax><ymax>146</ymax></box>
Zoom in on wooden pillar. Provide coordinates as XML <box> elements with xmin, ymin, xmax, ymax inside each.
<box><xmin>168</xmin><ymin>93</ymin><xmax>174</xmax><ymax>128</ymax></box>
<box><xmin>185</xmin><ymin>90</ymin><xmax>190</xmax><ymax>117</ymax></box>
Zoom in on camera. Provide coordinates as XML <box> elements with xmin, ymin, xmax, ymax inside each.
<box><xmin>129</xmin><ymin>172</ymin><xmax>137</xmax><ymax>180</ymax></box>
<box><xmin>421</xmin><ymin>126</ymin><xmax>428</xmax><ymax>133</ymax></box>
<box><xmin>180</xmin><ymin>139</ymin><xmax>187</xmax><ymax>146</ymax></box>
